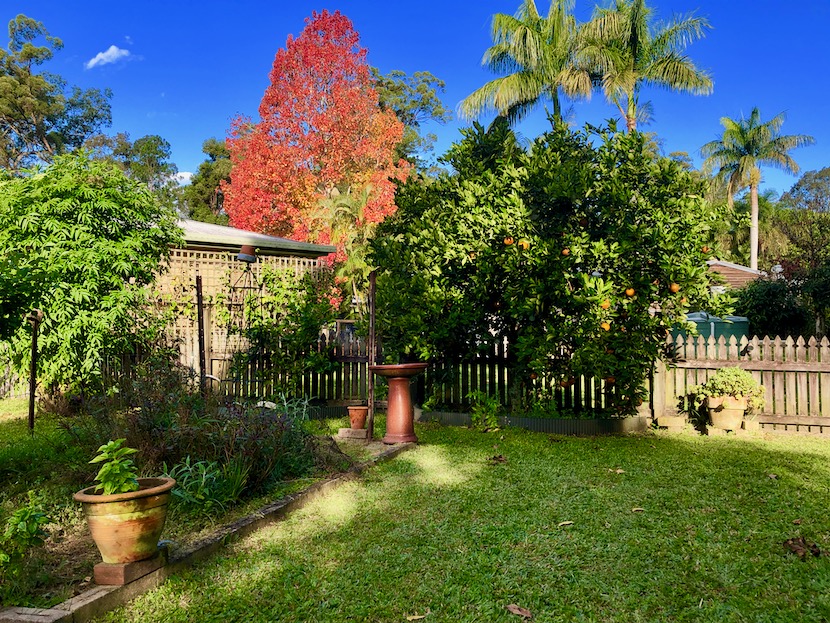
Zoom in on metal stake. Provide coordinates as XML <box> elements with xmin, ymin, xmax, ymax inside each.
<box><xmin>26</xmin><ymin>309</ymin><xmax>43</xmax><ymax>433</ymax></box>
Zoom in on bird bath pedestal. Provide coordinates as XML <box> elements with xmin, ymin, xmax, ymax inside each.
<box><xmin>369</xmin><ymin>363</ymin><xmax>427</xmax><ymax>444</ymax></box>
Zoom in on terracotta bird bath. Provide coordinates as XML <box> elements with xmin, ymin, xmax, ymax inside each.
<box><xmin>369</xmin><ymin>363</ymin><xmax>428</xmax><ymax>444</ymax></box>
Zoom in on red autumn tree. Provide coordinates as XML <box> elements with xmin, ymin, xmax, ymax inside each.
<box><xmin>224</xmin><ymin>10</ymin><xmax>409</xmax><ymax>253</ymax></box>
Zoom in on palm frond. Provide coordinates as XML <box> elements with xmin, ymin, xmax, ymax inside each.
<box><xmin>650</xmin><ymin>14</ymin><xmax>711</xmax><ymax>53</ymax></box>
<box><xmin>641</xmin><ymin>52</ymin><xmax>713</xmax><ymax>94</ymax></box>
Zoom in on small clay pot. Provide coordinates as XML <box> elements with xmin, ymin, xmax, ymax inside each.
<box><xmin>347</xmin><ymin>406</ymin><xmax>368</xmax><ymax>430</ymax></box>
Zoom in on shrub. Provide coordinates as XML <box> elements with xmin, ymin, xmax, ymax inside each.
<box><xmin>735</xmin><ymin>279</ymin><xmax>809</xmax><ymax>338</ymax></box>
<box><xmin>163</xmin><ymin>457</ymin><xmax>249</xmax><ymax>517</ymax></box>
<box><xmin>467</xmin><ymin>390</ymin><xmax>501</xmax><ymax>432</ymax></box>
<box><xmin>690</xmin><ymin>367</ymin><xmax>766</xmax><ymax>412</ymax></box>
<box><xmin>0</xmin><ymin>493</ymin><xmax>49</xmax><ymax>589</ymax></box>
<box><xmin>0</xmin><ymin>152</ymin><xmax>183</xmax><ymax>392</ymax></box>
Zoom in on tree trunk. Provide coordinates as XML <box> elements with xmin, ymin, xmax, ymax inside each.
<box><xmin>749</xmin><ymin>182</ymin><xmax>759</xmax><ymax>270</ymax></box>
<box><xmin>626</xmin><ymin>97</ymin><xmax>637</xmax><ymax>132</ymax></box>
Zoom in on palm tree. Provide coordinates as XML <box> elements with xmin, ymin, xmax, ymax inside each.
<box><xmin>458</xmin><ymin>0</ymin><xmax>593</xmax><ymax>124</ymax></box>
<box><xmin>582</xmin><ymin>0</ymin><xmax>712</xmax><ymax>132</ymax></box>
<box><xmin>701</xmin><ymin>108</ymin><xmax>815</xmax><ymax>270</ymax></box>
<box><xmin>313</xmin><ymin>186</ymin><xmax>375</xmax><ymax>315</ymax></box>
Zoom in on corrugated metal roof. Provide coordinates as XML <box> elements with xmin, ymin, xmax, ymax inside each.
<box><xmin>178</xmin><ymin>219</ymin><xmax>335</xmax><ymax>258</ymax></box>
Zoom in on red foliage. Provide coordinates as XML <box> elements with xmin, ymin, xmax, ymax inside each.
<box><xmin>224</xmin><ymin>10</ymin><xmax>409</xmax><ymax>248</ymax></box>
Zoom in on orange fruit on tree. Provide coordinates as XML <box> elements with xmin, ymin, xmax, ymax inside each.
<box><xmin>518</xmin><ymin>239</ymin><xmax>530</xmax><ymax>250</ymax></box>
<box><xmin>504</xmin><ymin>236</ymin><xmax>514</xmax><ymax>245</ymax></box>
<box><xmin>625</xmin><ymin>287</ymin><xmax>635</xmax><ymax>297</ymax></box>
<box><xmin>600</xmin><ymin>299</ymin><xmax>611</xmax><ymax>310</ymax></box>
<box><xmin>561</xmin><ymin>248</ymin><xmax>570</xmax><ymax>256</ymax></box>
<box><xmin>669</xmin><ymin>282</ymin><xmax>681</xmax><ymax>293</ymax></box>
<box><xmin>605</xmin><ymin>376</ymin><xmax>616</xmax><ymax>384</ymax></box>
<box><xmin>702</xmin><ymin>246</ymin><xmax>710</xmax><ymax>253</ymax></box>
<box><xmin>601</xmin><ymin>321</ymin><xmax>611</xmax><ymax>331</ymax></box>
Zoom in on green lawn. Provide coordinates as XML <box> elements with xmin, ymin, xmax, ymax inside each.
<box><xmin>102</xmin><ymin>424</ymin><xmax>830</xmax><ymax>622</ymax></box>
<box><xmin>0</xmin><ymin>396</ymin><xmax>28</xmax><ymax>423</ymax></box>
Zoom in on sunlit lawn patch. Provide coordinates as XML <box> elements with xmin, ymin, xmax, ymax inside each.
<box><xmin>103</xmin><ymin>424</ymin><xmax>830</xmax><ymax>623</ymax></box>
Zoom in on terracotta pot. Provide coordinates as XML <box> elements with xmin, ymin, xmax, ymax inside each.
<box><xmin>707</xmin><ymin>395</ymin><xmax>747</xmax><ymax>431</ymax></box>
<box><xmin>74</xmin><ymin>477</ymin><xmax>175</xmax><ymax>564</ymax></box>
<box><xmin>347</xmin><ymin>406</ymin><xmax>368</xmax><ymax>430</ymax></box>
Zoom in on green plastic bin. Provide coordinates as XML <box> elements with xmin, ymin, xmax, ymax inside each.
<box><xmin>673</xmin><ymin>311</ymin><xmax>750</xmax><ymax>342</ymax></box>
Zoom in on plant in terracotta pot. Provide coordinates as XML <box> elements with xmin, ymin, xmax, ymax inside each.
<box><xmin>691</xmin><ymin>368</ymin><xmax>765</xmax><ymax>431</ymax></box>
<box><xmin>73</xmin><ymin>439</ymin><xmax>175</xmax><ymax>565</ymax></box>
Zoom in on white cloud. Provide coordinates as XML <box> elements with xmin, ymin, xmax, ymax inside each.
<box><xmin>175</xmin><ymin>172</ymin><xmax>193</xmax><ymax>186</ymax></box>
<box><xmin>85</xmin><ymin>45</ymin><xmax>130</xmax><ymax>70</ymax></box>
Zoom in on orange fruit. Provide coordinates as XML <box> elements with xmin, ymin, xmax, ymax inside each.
<box><xmin>702</xmin><ymin>246</ymin><xmax>710</xmax><ymax>253</ymax></box>
<box><xmin>605</xmin><ymin>376</ymin><xmax>616</xmax><ymax>384</ymax></box>
<box><xmin>561</xmin><ymin>248</ymin><xmax>570</xmax><ymax>256</ymax></box>
<box><xmin>504</xmin><ymin>237</ymin><xmax>514</xmax><ymax>245</ymax></box>
<box><xmin>669</xmin><ymin>282</ymin><xmax>681</xmax><ymax>293</ymax></box>
<box><xmin>518</xmin><ymin>239</ymin><xmax>530</xmax><ymax>250</ymax></box>
<box><xmin>680</xmin><ymin>297</ymin><xmax>688</xmax><ymax>305</ymax></box>
<box><xmin>625</xmin><ymin>287</ymin><xmax>635</xmax><ymax>297</ymax></box>
<box><xmin>600</xmin><ymin>299</ymin><xmax>611</xmax><ymax>310</ymax></box>
<box><xmin>601</xmin><ymin>321</ymin><xmax>611</xmax><ymax>331</ymax></box>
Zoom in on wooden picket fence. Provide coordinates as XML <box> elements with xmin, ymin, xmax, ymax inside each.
<box><xmin>655</xmin><ymin>334</ymin><xmax>830</xmax><ymax>433</ymax></box>
<box><xmin>213</xmin><ymin>329</ymin><xmax>370</xmax><ymax>403</ymax></box>
<box><xmin>0</xmin><ymin>343</ymin><xmax>24</xmax><ymax>398</ymax></box>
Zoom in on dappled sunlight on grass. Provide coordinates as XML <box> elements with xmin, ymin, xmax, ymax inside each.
<box><xmin>398</xmin><ymin>444</ymin><xmax>483</xmax><ymax>487</ymax></box>
<box><xmin>0</xmin><ymin>397</ymin><xmax>27</xmax><ymax>423</ymax></box>
<box><xmin>245</xmin><ymin>481</ymin><xmax>364</xmax><ymax>547</ymax></box>
<box><xmin>102</xmin><ymin>426</ymin><xmax>830</xmax><ymax>623</ymax></box>
<box><xmin>306</xmin><ymin>484</ymin><xmax>361</xmax><ymax>528</ymax></box>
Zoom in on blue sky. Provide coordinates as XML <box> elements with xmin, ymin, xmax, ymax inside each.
<box><xmin>7</xmin><ymin>1</ymin><xmax>829</xmax><ymax>195</ymax></box>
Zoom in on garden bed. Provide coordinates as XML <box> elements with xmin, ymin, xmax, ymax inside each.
<box><xmin>0</xmin><ymin>401</ymin><xmax>388</xmax><ymax>610</ymax></box>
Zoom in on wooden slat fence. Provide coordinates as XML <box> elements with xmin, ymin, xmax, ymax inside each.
<box><xmin>421</xmin><ymin>340</ymin><xmax>617</xmax><ymax>413</ymax></box>
<box><xmin>0</xmin><ymin>343</ymin><xmax>25</xmax><ymax>398</ymax></box>
<box><xmin>657</xmin><ymin>334</ymin><xmax>830</xmax><ymax>433</ymax></box>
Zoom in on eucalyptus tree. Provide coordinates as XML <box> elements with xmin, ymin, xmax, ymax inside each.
<box><xmin>0</xmin><ymin>15</ymin><xmax>112</xmax><ymax>172</ymax></box>
<box><xmin>458</xmin><ymin>0</ymin><xmax>593</xmax><ymax>124</ymax></box>
<box><xmin>701</xmin><ymin>107</ymin><xmax>814</xmax><ymax>270</ymax></box>
<box><xmin>582</xmin><ymin>0</ymin><xmax>712</xmax><ymax>131</ymax></box>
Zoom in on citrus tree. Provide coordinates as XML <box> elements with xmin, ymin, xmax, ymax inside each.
<box><xmin>372</xmin><ymin>120</ymin><xmax>730</xmax><ymax>414</ymax></box>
